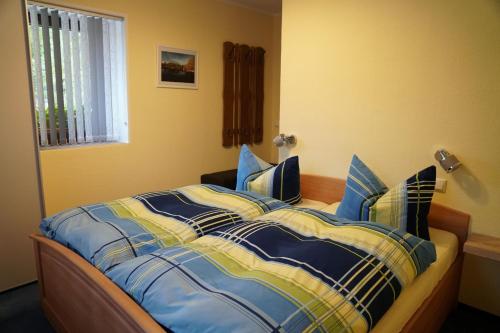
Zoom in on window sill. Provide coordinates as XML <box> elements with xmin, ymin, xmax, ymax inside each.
<box><xmin>39</xmin><ymin>141</ymin><xmax>128</xmax><ymax>151</ymax></box>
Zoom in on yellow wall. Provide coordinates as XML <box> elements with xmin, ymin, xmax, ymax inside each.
<box><xmin>280</xmin><ymin>0</ymin><xmax>500</xmax><ymax>237</ymax></box>
<box><xmin>270</xmin><ymin>14</ymin><xmax>282</xmax><ymax>163</ymax></box>
<box><xmin>40</xmin><ymin>0</ymin><xmax>281</xmax><ymax>215</ymax></box>
<box><xmin>280</xmin><ymin>0</ymin><xmax>500</xmax><ymax>315</ymax></box>
<box><xmin>0</xmin><ymin>0</ymin><xmax>43</xmax><ymax>291</ymax></box>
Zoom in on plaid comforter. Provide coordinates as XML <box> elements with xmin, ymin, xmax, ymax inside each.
<box><xmin>40</xmin><ymin>184</ymin><xmax>286</xmax><ymax>272</ymax></box>
<box><xmin>107</xmin><ymin>207</ymin><xmax>436</xmax><ymax>333</ymax></box>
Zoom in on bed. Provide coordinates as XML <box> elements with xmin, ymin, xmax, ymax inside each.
<box><xmin>31</xmin><ymin>174</ymin><xmax>470</xmax><ymax>333</ymax></box>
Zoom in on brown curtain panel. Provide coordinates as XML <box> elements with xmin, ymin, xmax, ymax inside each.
<box><xmin>222</xmin><ymin>42</ymin><xmax>265</xmax><ymax>147</ymax></box>
<box><xmin>222</xmin><ymin>42</ymin><xmax>235</xmax><ymax>147</ymax></box>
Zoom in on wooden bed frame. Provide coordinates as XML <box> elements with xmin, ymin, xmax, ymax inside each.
<box><xmin>31</xmin><ymin>174</ymin><xmax>470</xmax><ymax>333</ymax></box>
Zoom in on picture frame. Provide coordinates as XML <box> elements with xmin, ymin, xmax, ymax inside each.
<box><xmin>157</xmin><ymin>46</ymin><xmax>198</xmax><ymax>89</ymax></box>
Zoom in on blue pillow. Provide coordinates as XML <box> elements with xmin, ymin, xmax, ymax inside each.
<box><xmin>369</xmin><ymin>165</ymin><xmax>436</xmax><ymax>240</ymax></box>
<box><xmin>236</xmin><ymin>145</ymin><xmax>301</xmax><ymax>204</ymax></box>
<box><xmin>236</xmin><ymin>144</ymin><xmax>273</xmax><ymax>191</ymax></box>
<box><xmin>336</xmin><ymin>155</ymin><xmax>388</xmax><ymax>221</ymax></box>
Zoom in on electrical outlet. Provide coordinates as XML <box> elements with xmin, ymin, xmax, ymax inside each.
<box><xmin>435</xmin><ymin>178</ymin><xmax>447</xmax><ymax>193</ymax></box>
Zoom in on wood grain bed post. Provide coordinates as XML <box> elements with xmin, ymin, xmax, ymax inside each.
<box><xmin>300</xmin><ymin>174</ymin><xmax>346</xmax><ymax>204</ymax></box>
<box><xmin>31</xmin><ymin>234</ymin><xmax>165</xmax><ymax>333</ymax></box>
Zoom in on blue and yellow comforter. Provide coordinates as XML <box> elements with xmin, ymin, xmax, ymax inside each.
<box><xmin>40</xmin><ymin>184</ymin><xmax>286</xmax><ymax>272</ymax></box>
<box><xmin>107</xmin><ymin>207</ymin><xmax>436</xmax><ymax>333</ymax></box>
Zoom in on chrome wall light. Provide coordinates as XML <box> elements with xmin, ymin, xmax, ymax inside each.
<box><xmin>434</xmin><ymin>149</ymin><xmax>461</xmax><ymax>173</ymax></box>
<box><xmin>273</xmin><ymin>134</ymin><xmax>297</xmax><ymax>147</ymax></box>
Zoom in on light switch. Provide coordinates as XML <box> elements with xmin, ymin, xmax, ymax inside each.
<box><xmin>435</xmin><ymin>178</ymin><xmax>447</xmax><ymax>193</ymax></box>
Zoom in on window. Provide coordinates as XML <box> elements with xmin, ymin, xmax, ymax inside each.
<box><xmin>27</xmin><ymin>3</ymin><xmax>128</xmax><ymax>147</ymax></box>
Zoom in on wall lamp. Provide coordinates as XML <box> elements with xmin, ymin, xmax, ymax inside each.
<box><xmin>273</xmin><ymin>134</ymin><xmax>297</xmax><ymax>147</ymax></box>
<box><xmin>434</xmin><ymin>149</ymin><xmax>461</xmax><ymax>173</ymax></box>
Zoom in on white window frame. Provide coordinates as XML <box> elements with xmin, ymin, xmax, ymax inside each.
<box><xmin>26</xmin><ymin>1</ymin><xmax>129</xmax><ymax>149</ymax></box>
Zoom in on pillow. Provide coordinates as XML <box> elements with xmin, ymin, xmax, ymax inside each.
<box><xmin>369</xmin><ymin>165</ymin><xmax>436</xmax><ymax>240</ymax></box>
<box><xmin>336</xmin><ymin>155</ymin><xmax>388</xmax><ymax>221</ymax></box>
<box><xmin>236</xmin><ymin>144</ymin><xmax>273</xmax><ymax>191</ymax></box>
<box><xmin>236</xmin><ymin>145</ymin><xmax>301</xmax><ymax>204</ymax></box>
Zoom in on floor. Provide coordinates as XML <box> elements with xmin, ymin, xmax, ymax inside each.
<box><xmin>439</xmin><ymin>304</ymin><xmax>500</xmax><ymax>333</ymax></box>
<box><xmin>0</xmin><ymin>282</ymin><xmax>54</xmax><ymax>333</ymax></box>
<box><xmin>1</xmin><ymin>282</ymin><xmax>499</xmax><ymax>333</ymax></box>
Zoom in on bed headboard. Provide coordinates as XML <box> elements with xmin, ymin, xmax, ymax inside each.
<box><xmin>300</xmin><ymin>174</ymin><xmax>471</xmax><ymax>252</ymax></box>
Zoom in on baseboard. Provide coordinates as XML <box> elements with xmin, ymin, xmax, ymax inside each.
<box><xmin>0</xmin><ymin>279</ymin><xmax>38</xmax><ymax>295</ymax></box>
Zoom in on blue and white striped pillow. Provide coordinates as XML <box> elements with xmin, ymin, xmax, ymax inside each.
<box><xmin>337</xmin><ymin>155</ymin><xmax>437</xmax><ymax>240</ymax></box>
<box><xmin>336</xmin><ymin>155</ymin><xmax>388</xmax><ymax>221</ymax></box>
<box><xmin>236</xmin><ymin>145</ymin><xmax>301</xmax><ymax>204</ymax></box>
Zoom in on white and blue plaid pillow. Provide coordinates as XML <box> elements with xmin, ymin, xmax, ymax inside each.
<box><xmin>236</xmin><ymin>145</ymin><xmax>301</xmax><ymax>204</ymax></box>
<box><xmin>369</xmin><ymin>165</ymin><xmax>436</xmax><ymax>241</ymax></box>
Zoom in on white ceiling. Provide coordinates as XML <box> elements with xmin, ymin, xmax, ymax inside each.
<box><xmin>221</xmin><ymin>0</ymin><xmax>282</xmax><ymax>15</ymax></box>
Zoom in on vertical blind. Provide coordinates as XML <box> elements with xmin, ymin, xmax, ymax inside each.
<box><xmin>27</xmin><ymin>3</ymin><xmax>128</xmax><ymax>147</ymax></box>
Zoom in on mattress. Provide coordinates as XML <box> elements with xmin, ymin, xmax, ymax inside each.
<box><xmin>296</xmin><ymin>199</ymin><xmax>340</xmax><ymax>214</ymax></box>
<box><xmin>373</xmin><ymin>227</ymin><xmax>458</xmax><ymax>332</ymax></box>
<box><xmin>295</xmin><ymin>198</ymin><xmax>329</xmax><ymax>210</ymax></box>
<box><xmin>298</xmin><ymin>199</ymin><xmax>459</xmax><ymax>333</ymax></box>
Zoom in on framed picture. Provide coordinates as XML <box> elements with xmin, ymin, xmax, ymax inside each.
<box><xmin>157</xmin><ymin>46</ymin><xmax>198</xmax><ymax>89</ymax></box>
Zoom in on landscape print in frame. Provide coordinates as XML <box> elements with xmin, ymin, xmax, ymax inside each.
<box><xmin>157</xmin><ymin>46</ymin><xmax>198</xmax><ymax>89</ymax></box>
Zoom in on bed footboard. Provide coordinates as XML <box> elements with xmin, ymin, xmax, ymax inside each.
<box><xmin>31</xmin><ymin>234</ymin><xmax>165</xmax><ymax>333</ymax></box>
